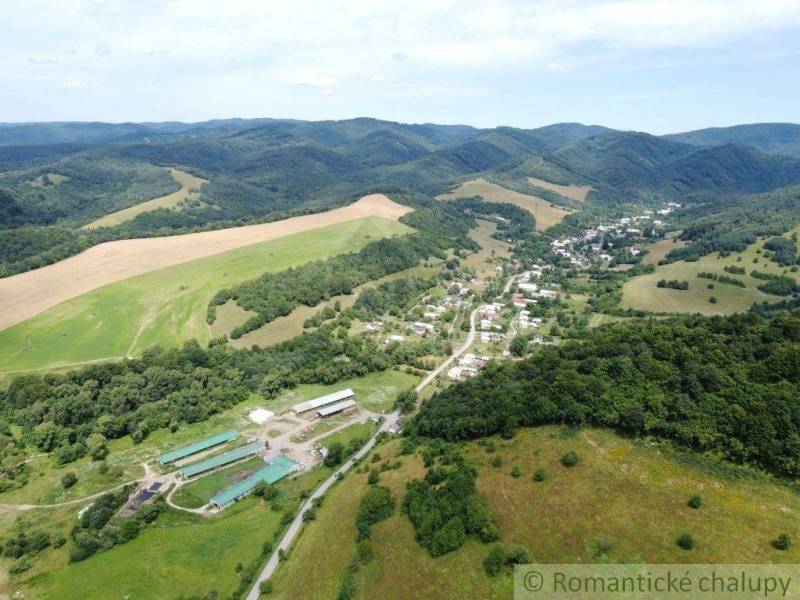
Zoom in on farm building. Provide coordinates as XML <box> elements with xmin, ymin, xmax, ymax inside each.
<box><xmin>316</xmin><ymin>399</ymin><xmax>357</xmax><ymax>418</ymax></box>
<box><xmin>248</xmin><ymin>408</ymin><xmax>274</xmax><ymax>425</ymax></box>
<box><xmin>158</xmin><ymin>430</ymin><xmax>238</xmax><ymax>466</ymax></box>
<box><xmin>292</xmin><ymin>388</ymin><xmax>354</xmax><ymax>416</ymax></box>
<box><xmin>210</xmin><ymin>455</ymin><xmax>300</xmax><ymax>509</ymax></box>
<box><xmin>179</xmin><ymin>441</ymin><xmax>264</xmax><ymax>478</ymax></box>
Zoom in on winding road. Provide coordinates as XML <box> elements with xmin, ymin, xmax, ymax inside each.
<box><xmin>246</xmin><ymin>305</ymin><xmax>479</xmax><ymax>599</ymax></box>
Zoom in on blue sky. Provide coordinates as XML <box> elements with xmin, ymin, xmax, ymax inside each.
<box><xmin>2</xmin><ymin>0</ymin><xmax>800</xmax><ymax>133</ymax></box>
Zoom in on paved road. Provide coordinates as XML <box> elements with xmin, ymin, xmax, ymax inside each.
<box><xmin>246</xmin><ymin>306</ymin><xmax>479</xmax><ymax>599</ymax></box>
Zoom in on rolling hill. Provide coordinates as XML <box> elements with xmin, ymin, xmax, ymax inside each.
<box><xmin>666</xmin><ymin>123</ymin><xmax>800</xmax><ymax>159</ymax></box>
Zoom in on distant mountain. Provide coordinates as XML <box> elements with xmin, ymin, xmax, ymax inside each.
<box><xmin>552</xmin><ymin>130</ymin><xmax>800</xmax><ymax>201</ymax></box>
<box><xmin>665</xmin><ymin>123</ymin><xmax>800</xmax><ymax>159</ymax></box>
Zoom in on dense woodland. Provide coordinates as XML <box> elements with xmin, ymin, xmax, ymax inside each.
<box><xmin>412</xmin><ymin>311</ymin><xmax>800</xmax><ymax>478</ymax></box>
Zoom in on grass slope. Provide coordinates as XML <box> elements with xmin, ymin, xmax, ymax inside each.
<box><xmin>622</xmin><ymin>233</ymin><xmax>800</xmax><ymax>315</ymax></box>
<box><xmin>437</xmin><ymin>178</ymin><xmax>572</xmax><ymax>231</ymax></box>
<box><xmin>0</xmin><ymin>217</ymin><xmax>410</xmax><ymax>374</ymax></box>
<box><xmin>82</xmin><ymin>167</ymin><xmax>207</xmax><ymax>229</ymax></box>
<box><xmin>269</xmin><ymin>427</ymin><xmax>800</xmax><ymax>600</ymax></box>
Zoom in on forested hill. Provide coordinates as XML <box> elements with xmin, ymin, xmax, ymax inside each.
<box><xmin>412</xmin><ymin>311</ymin><xmax>800</xmax><ymax>478</ymax></box>
<box><xmin>666</xmin><ymin>123</ymin><xmax>800</xmax><ymax>159</ymax></box>
<box><xmin>3</xmin><ymin>117</ymin><xmax>800</xmax><ymax>277</ymax></box>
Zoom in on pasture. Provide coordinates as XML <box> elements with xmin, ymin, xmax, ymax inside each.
<box><xmin>437</xmin><ymin>178</ymin><xmax>571</xmax><ymax>231</ymax></box>
<box><xmin>0</xmin><ymin>217</ymin><xmax>411</xmax><ymax>374</ymax></box>
<box><xmin>528</xmin><ymin>176</ymin><xmax>593</xmax><ymax>202</ymax></box>
<box><xmin>82</xmin><ymin>167</ymin><xmax>207</xmax><ymax>229</ymax></box>
<box><xmin>269</xmin><ymin>427</ymin><xmax>800</xmax><ymax>600</ymax></box>
<box><xmin>0</xmin><ymin>193</ymin><xmax>411</xmax><ymax>333</ymax></box>
<box><xmin>621</xmin><ymin>235</ymin><xmax>800</xmax><ymax>315</ymax></box>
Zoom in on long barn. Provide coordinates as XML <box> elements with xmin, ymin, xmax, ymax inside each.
<box><xmin>291</xmin><ymin>388</ymin><xmax>354</xmax><ymax>416</ymax></box>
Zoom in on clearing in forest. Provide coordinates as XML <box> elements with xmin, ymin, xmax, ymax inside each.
<box><xmin>0</xmin><ymin>194</ymin><xmax>412</xmax><ymax>334</ymax></box>
<box><xmin>82</xmin><ymin>167</ymin><xmax>208</xmax><ymax>229</ymax></box>
<box><xmin>437</xmin><ymin>178</ymin><xmax>571</xmax><ymax>232</ymax></box>
<box><xmin>528</xmin><ymin>176</ymin><xmax>593</xmax><ymax>202</ymax></box>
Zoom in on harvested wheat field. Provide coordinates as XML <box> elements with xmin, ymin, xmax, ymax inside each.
<box><xmin>437</xmin><ymin>178</ymin><xmax>571</xmax><ymax>232</ymax></box>
<box><xmin>528</xmin><ymin>176</ymin><xmax>594</xmax><ymax>202</ymax></box>
<box><xmin>83</xmin><ymin>167</ymin><xmax>208</xmax><ymax>229</ymax></box>
<box><xmin>0</xmin><ymin>194</ymin><xmax>411</xmax><ymax>332</ymax></box>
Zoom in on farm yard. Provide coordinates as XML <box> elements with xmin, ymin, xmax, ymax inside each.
<box><xmin>436</xmin><ymin>178</ymin><xmax>572</xmax><ymax>231</ymax></box>
<box><xmin>0</xmin><ymin>216</ymin><xmax>411</xmax><ymax>375</ymax></box>
<box><xmin>82</xmin><ymin>167</ymin><xmax>208</xmax><ymax>229</ymax></box>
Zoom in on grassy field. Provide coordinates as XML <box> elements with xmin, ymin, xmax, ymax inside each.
<box><xmin>437</xmin><ymin>178</ymin><xmax>572</xmax><ymax>232</ymax></box>
<box><xmin>642</xmin><ymin>237</ymin><xmax>688</xmax><ymax>266</ymax></box>
<box><xmin>462</xmin><ymin>219</ymin><xmax>511</xmax><ymax>279</ymax></box>
<box><xmin>0</xmin><ymin>217</ymin><xmax>410</xmax><ymax>374</ymax></box>
<box><xmin>82</xmin><ymin>168</ymin><xmax>207</xmax><ymax>229</ymax></box>
<box><xmin>528</xmin><ymin>176</ymin><xmax>593</xmax><ymax>202</ymax></box>
<box><xmin>622</xmin><ymin>234</ymin><xmax>800</xmax><ymax>315</ymax></box>
<box><xmin>171</xmin><ymin>456</ymin><xmax>267</xmax><ymax>509</ymax></box>
<box><xmin>268</xmin><ymin>427</ymin><xmax>800</xmax><ymax>600</ymax></box>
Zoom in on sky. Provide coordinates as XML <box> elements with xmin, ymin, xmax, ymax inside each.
<box><xmin>2</xmin><ymin>0</ymin><xmax>800</xmax><ymax>133</ymax></box>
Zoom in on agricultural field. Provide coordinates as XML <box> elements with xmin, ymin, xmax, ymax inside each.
<box><xmin>621</xmin><ymin>234</ymin><xmax>800</xmax><ymax>315</ymax></box>
<box><xmin>641</xmin><ymin>237</ymin><xmax>688</xmax><ymax>266</ymax></box>
<box><xmin>437</xmin><ymin>178</ymin><xmax>572</xmax><ymax>232</ymax></box>
<box><xmin>269</xmin><ymin>427</ymin><xmax>800</xmax><ymax>600</ymax></box>
<box><xmin>462</xmin><ymin>219</ymin><xmax>511</xmax><ymax>279</ymax></box>
<box><xmin>0</xmin><ymin>216</ymin><xmax>411</xmax><ymax>375</ymax></box>
<box><xmin>0</xmin><ymin>193</ymin><xmax>411</xmax><ymax>333</ymax></box>
<box><xmin>528</xmin><ymin>176</ymin><xmax>593</xmax><ymax>202</ymax></box>
<box><xmin>82</xmin><ymin>167</ymin><xmax>207</xmax><ymax>229</ymax></box>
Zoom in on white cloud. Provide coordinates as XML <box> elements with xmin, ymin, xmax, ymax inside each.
<box><xmin>94</xmin><ymin>43</ymin><xmax>112</xmax><ymax>56</ymax></box>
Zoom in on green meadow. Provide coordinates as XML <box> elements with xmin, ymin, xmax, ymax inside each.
<box><xmin>621</xmin><ymin>232</ymin><xmax>800</xmax><ymax>315</ymax></box>
<box><xmin>0</xmin><ymin>217</ymin><xmax>411</xmax><ymax>375</ymax></box>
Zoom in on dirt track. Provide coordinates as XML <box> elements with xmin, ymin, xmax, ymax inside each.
<box><xmin>0</xmin><ymin>194</ymin><xmax>411</xmax><ymax>332</ymax></box>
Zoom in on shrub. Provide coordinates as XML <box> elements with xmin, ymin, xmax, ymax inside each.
<box><xmin>367</xmin><ymin>470</ymin><xmax>379</xmax><ymax>485</ymax></box>
<box><xmin>260</xmin><ymin>580</ymin><xmax>274</xmax><ymax>595</ymax></box>
<box><xmin>708</xmin><ymin>296</ymin><xmax>718</xmax><ymax>304</ymax></box>
<box><xmin>533</xmin><ymin>468</ymin><xmax>547</xmax><ymax>482</ymax></box>
<box><xmin>560</xmin><ymin>451</ymin><xmax>579</xmax><ymax>468</ymax></box>
<box><xmin>510</xmin><ymin>466</ymin><xmax>521</xmax><ymax>478</ymax></box>
<box><xmin>676</xmin><ymin>533</ymin><xmax>694</xmax><ymax>550</ymax></box>
<box><xmin>687</xmin><ymin>495</ymin><xmax>703</xmax><ymax>509</ymax></box>
<box><xmin>774</xmin><ymin>533</ymin><xmax>792</xmax><ymax>551</ymax></box>
<box><xmin>491</xmin><ymin>456</ymin><xmax>503</xmax><ymax>468</ymax></box>
<box><xmin>61</xmin><ymin>472</ymin><xmax>77</xmax><ymax>489</ymax></box>
<box><xmin>484</xmin><ymin>546</ymin><xmax>506</xmax><ymax>576</ymax></box>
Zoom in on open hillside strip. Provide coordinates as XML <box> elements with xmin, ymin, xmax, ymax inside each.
<box><xmin>412</xmin><ymin>311</ymin><xmax>800</xmax><ymax>478</ymax></box>
<box><xmin>0</xmin><ymin>194</ymin><xmax>410</xmax><ymax>333</ymax></box>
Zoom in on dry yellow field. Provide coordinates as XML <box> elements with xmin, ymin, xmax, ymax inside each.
<box><xmin>642</xmin><ymin>237</ymin><xmax>688</xmax><ymax>265</ymax></box>
<box><xmin>27</xmin><ymin>172</ymin><xmax>68</xmax><ymax>187</ymax></box>
<box><xmin>528</xmin><ymin>176</ymin><xmax>593</xmax><ymax>202</ymax></box>
<box><xmin>82</xmin><ymin>167</ymin><xmax>207</xmax><ymax>229</ymax></box>
<box><xmin>437</xmin><ymin>178</ymin><xmax>571</xmax><ymax>231</ymax></box>
<box><xmin>0</xmin><ymin>194</ymin><xmax>412</xmax><ymax>332</ymax></box>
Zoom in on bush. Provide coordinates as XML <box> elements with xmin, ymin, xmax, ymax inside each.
<box><xmin>532</xmin><ymin>468</ymin><xmax>547</xmax><ymax>482</ymax></box>
<box><xmin>491</xmin><ymin>456</ymin><xmax>503</xmax><ymax>468</ymax></box>
<box><xmin>260</xmin><ymin>580</ymin><xmax>274</xmax><ymax>595</ymax></box>
<box><xmin>9</xmin><ymin>556</ymin><xmax>32</xmax><ymax>574</ymax></box>
<box><xmin>773</xmin><ymin>533</ymin><xmax>792</xmax><ymax>551</ymax></box>
<box><xmin>484</xmin><ymin>546</ymin><xmax>506</xmax><ymax>576</ymax></box>
<box><xmin>676</xmin><ymin>532</ymin><xmax>694</xmax><ymax>550</ymax></box>
<box><xmin>708</xmin><ymin>296</ymin><xmax>718</xmax><ymax>304</ymax></box>
<box><xmin>510</xmin><ymin>466</ymin><xmax>521</xmax><ymax>478</ymax></box>
<box><xmin>367</xmin><ymin>470</ymin><xmax>379</xmax><ymax>485</ymax></box>
<box><xmin>560</xmin><ymin>451</ymin><xmax>579</xmax><ymax>468</ymax></box>
<box><xmin>61</xmin><ymin>472</ymin><xmax>78</xmax><ymax>488</ymax></box>
<box><xmin>687</xmin><ymin>495</ymin><xmax>703</xmax><ymax>509</ymax></box>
